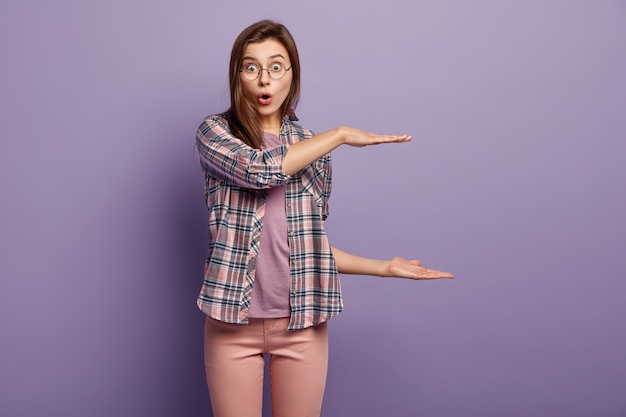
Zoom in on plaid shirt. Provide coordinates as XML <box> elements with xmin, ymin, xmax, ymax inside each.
<box><xmin>195</xmin><ymin>113</ymin><xmax>343</xmax><ymax>330</ymax></box>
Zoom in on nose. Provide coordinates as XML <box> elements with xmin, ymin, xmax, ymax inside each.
<box><xmin>258</xmin><ymin>68</ymin><xmax>271</xmax><ymax>85</ymax></box>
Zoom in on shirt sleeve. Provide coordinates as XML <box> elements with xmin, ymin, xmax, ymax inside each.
<box><xmin>196</xmin><ymin>116</ymin><xmax>291</xmax><ymax>189</ymax></box>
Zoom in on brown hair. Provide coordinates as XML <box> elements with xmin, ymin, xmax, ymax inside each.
<box><xmin>225</xmin><ymin>19</ymin><xmax>301</xmax><ymax>149</ymax></box>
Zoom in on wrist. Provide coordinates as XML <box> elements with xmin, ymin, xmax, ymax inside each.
<box><xmin>358</xmin><ymin>258</ymin><xmax>388</xmax><ymax>277</ymax></box>
<box><xmin>334</xmin><ymin>126</ymin><xmax>348</xmax><ymax>145</ymax></box>
<box><xmin>375</xmin><ymin>259</ymin><xmax>390</xmax><ymax>277</ymax></box>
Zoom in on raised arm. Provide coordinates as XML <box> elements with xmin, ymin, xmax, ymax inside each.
<box><xmin>282</xmin><ymin>126</ymin><xmax>411</xmax><ymax>176</ymax></box>
<box><xmin>197</xmin><ymin>118</ymin><xmax>411</xmax><ymax>186</ymax></box>
<box><xmin>331</xmin><ymin>246</ymin><xmax>454</xmax><ymax>280</ymax></box>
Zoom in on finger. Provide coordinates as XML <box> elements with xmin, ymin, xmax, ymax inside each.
<box><xmin>384</xmin><ymin>134</ymin><xmax>412</xmax><ymax>142</ymax></box>
<box><xmin>375</xmin><ymin>134</ymin><xmax>411</xmax><ymax>143</ymax></box>
<box><xmin>417</xmin><ymin>268</ymin><xmax>454</xmax><ymax>279</ymax></box>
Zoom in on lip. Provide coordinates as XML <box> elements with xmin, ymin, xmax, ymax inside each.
<box><xmin>258</xmin><ymin>92</ymin><xmax>272</xmax><ymax>105</ymax></box>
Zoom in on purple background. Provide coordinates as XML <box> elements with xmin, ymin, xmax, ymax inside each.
<box><xmin>1</xmin><ymin>1</ymin><xmax>625</xmax><ymax>416</ymax></box>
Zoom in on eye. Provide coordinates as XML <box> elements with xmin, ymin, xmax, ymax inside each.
<box><xmin>269</xmin><ymin>62</ymin><xmax>283</xmax><ymax>72</ymax></box>
<box><xmin>243</xmin><ymin>63</ymin><xmax>258</xmax><ymax>73</ymax></box>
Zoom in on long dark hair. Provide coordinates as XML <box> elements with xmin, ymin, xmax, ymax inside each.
<box><xmin>225</xmin><ymin>19</ymin><xmax>301</xmax><ymax>149</ymax></box>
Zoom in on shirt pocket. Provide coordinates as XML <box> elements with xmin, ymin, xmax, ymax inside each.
<box><xmin>300</xmin><ymin>160</ymin><xmax>329</xmax><ymax>208</ymax></box>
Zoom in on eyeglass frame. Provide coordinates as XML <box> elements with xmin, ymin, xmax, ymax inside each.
<box><xmin>239</xmin><ymin>63</ymin><xmax>293</xmax><ymax>81</ymax></box>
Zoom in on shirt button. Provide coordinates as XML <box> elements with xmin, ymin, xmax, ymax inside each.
<box><xmin>287</xmin><ymin>202</ymin><xmax>292</xmax><ymax>207</ymax></box>
<box><xmin>288</xmin><ymin>231</ymin><xmax>294</xmax><ymax>237</ymax></box>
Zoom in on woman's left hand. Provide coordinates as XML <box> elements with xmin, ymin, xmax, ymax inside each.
<box><xmin>386</xmin><ymin>257</ymin><xmax>454</xmax><ymax>280</ymax></box>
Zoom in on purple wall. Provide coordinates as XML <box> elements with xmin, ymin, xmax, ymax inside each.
<box><xmin>1</xmin><ymin>1</ymin><xmax>625</xmax><ymax>416</ymax></box>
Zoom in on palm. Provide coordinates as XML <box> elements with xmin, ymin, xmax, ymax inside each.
<box><xmin>387</xmin><ymin>257</ymin><xmax>454</xmax><ymax>280</ymax></box>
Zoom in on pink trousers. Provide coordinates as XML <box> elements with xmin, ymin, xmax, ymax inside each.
<box><xmin>204</xmin><ymin>317</ymin><xmax>329</xmax><ymax>417</ymax></box>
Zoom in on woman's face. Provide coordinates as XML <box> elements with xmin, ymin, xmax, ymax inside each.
<box><xmin>240</xmin><ymin>39</ymin><xmax>293</xmax><ymax>131</ymax></box>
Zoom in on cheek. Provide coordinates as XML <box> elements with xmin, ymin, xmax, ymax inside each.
<box><xmin>279</xmin><ymin>79</ymin><xmax>294</xmax><ymax>97</ymax></box>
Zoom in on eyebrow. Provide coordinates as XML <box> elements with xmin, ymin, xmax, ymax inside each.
<box><xmin>242</xmin><ymin>54</ymin><xmax>287</xmax><ymax>61</ymax></box>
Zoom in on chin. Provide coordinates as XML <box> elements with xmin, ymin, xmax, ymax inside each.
<box><xmin>258</xmin><ymin>107</ymin><xmax>281</xmax><ymax>118</ymax></box>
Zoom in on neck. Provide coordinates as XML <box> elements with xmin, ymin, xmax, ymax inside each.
<box><xmin>261</xmin><ymin>120</ymin><xmax>281</xmax><ymax>136</ymax></box>
<box><xmin>260</xmin><ymin>113</ymin><xmax>282</xmax><ymax>135</ymax></box>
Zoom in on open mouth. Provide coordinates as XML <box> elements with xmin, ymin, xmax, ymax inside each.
<box><xmin>258</xmin><ymin>94</ymin><xmax>272</xmax><ymax>105</ymax></box>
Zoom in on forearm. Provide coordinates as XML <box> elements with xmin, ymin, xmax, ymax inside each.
<box><xmin>331</xmin><ymin>246</ymin><xmax>388</xmax><ymax>277</ymax></box>
<box><xmin>282</xmin><ymin>128</ymin><xmax>344</xmax><ymax>176</ymax></box>
<box><xmin>282</xmin><ymin>126</ymin><xmax>412</xmax><ymax>176</ymax></box>
<box><xmin>331</xmin><ymin>246</ymin><xmax>455</xmax><ymax>280</ymax></box>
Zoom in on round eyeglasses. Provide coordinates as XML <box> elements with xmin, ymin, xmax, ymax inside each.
<box><xmin>240</xmin><ymin>62</ymin><xmax>292</xmax><ymax>81</ymax></box>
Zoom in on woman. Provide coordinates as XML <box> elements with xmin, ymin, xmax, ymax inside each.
<box><xmin>196</xmin><ymin>19</ymin><xmax>453</xmax><ymax>417</ymax></box>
